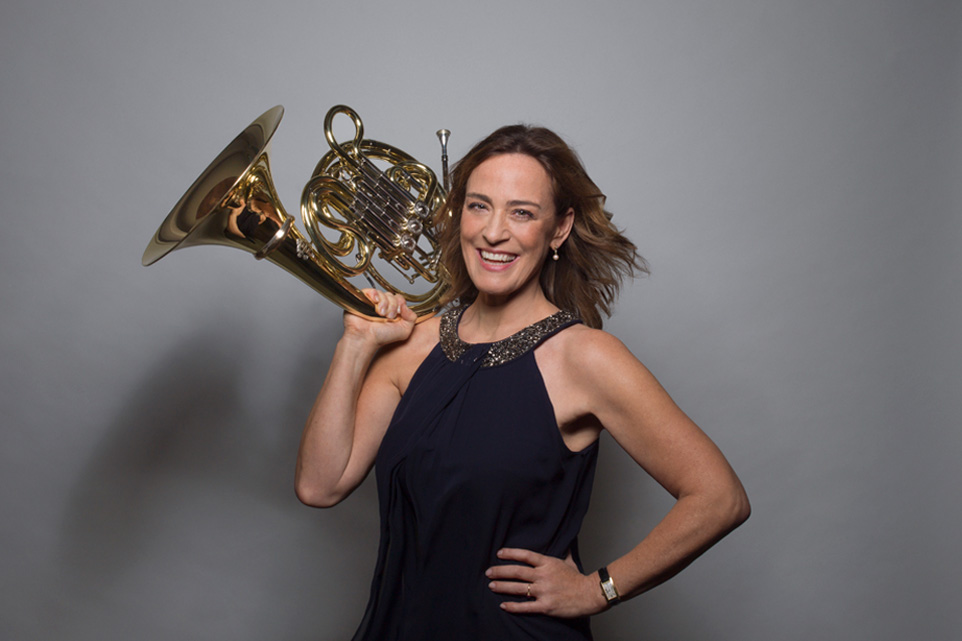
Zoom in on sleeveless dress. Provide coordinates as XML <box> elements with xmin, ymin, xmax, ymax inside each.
<box><xmin>352</xmin><ymin>306</ymin><xmax>599</xmax><ymax>641</ymax></box>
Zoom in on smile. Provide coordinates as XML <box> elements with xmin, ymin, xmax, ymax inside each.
<box><xmin>478</xmin><ymin>249</ymin><xmax>517</xmax><ymax>267</ymax></box>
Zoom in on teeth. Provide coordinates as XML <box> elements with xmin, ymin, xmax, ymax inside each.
<box><xmin>480</xmin><ymin>250</ymin><xmax>515</xmax><ymax>263</ymax></box>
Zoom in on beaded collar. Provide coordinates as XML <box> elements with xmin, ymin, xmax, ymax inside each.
<box><xmin>439</xmin><ymin>305</ymin><xmax>579</xmax><ymax>368</ymax></box>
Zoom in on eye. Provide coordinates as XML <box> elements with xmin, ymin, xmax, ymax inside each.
<box><xmin>512</xmin><ymin>208</ymin><xmax>534</xmax><ymax>220</ymax></box>
<box><xmin>466</xmin><ymin>201</ymin><xmax>488</xmax><ymax>212</ymax></box>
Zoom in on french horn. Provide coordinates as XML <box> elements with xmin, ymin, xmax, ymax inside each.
<box><xmin>143</xmin><ymin>105</ymin><xmax>450</xmax><ymax>319</ymax></box>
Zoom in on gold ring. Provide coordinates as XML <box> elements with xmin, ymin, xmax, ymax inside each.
<box><xmin>526</xmin><ymin>584</ymin><xmax>532</xmax><ymax>598</ymax></box>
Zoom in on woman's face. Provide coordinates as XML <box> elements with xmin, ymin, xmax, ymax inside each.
<box><xmin>459</xmin><ymin>153</ymin><xmax>572</xmax><ymax>302</ymax></box>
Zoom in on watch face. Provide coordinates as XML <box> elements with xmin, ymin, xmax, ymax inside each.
<box><xmin>602</xmin><ymin>579</ymin><xmax>618</xmax><ymax>601</ymax></box>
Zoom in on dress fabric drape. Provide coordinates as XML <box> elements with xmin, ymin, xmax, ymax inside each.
<box><xmin>352</xmin><ymin>307</ymin><xmax>599</xmax><ymax>641</ymax></box>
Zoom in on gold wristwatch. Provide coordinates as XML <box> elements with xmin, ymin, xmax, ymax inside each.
<box><xmin>598</xmin><ymin>566</ymin><xmax>621</xmax><ymax>605</ymax></box>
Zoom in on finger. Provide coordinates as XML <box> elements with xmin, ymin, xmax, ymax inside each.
<box><xmin>345</xmin><ymin>290</ymin><xmax>387</xmax><ymax>323</ymax></box>
<box><xmin>361</xmin><ymin>290</ymin><xmax>396</xmax><ymax>319</ymax></box>
<box><xmin>499</xmin><ymin>599</ymin><xmax>544</xmax><ymax>615</ymax></box>
<box><xmin>486</xmin><ymin>564</ymin><xmax>537</xmax><ymax>582</ymax></box>
<box><xmin>355</xmin><ymin>289</ymin><xmax>386</xmax><ymax>317</ymax></box>
<box><xmin>383</xmin><ymin>294</ymin><xmax>408</xmax><ymax>321</ymax></box>
<box><xmin>496</xmin><ymin>548</ymin><xmax>544</xmax><ymax>566</ymax></box>
<box><xmin>397</xmin><ymin>299</ymin><xmax>417</xmax><ymax>322</ymax></box>
<box><xmin>379</xmin><ymin>292</ymin><xmax>408</xmax><ymax>320</ymax></box>
<box><xmin>487</xmin><ymin>579</ymin><xmax>531</xmax><ymax>596</ymax></box>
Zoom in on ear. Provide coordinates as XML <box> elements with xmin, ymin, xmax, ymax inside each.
<box><xmin>552</xmin><ymin>207</ymin><xmax>575</xmax><ymax>248</ymax></box>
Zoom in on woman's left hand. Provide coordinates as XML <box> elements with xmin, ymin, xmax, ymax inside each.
<box><xmin>486</xmin><ymin>548</ymin><xmax>607</xmax><ymax>618</ymax></box>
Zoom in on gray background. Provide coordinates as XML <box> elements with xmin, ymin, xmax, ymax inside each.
<box><xmin>2</xmin><ymin>1</ymin><xmax>959</xmax><ymax>639</ymax></box>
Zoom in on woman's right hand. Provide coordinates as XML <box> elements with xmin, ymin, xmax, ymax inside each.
<box><xmin>342</xmin><ymin>289</ymin><xmax>417</xmax><ymax>348</ymax></box>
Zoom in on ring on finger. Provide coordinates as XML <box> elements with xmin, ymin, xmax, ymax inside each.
<box><xmin>526</xmin><ymin>584</ymin><xmax>532</xmax><ymax>599</ymax></box>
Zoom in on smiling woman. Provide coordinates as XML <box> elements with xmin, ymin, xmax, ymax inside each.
<box><xmin>295</xmin><ymin>123</ymin><xmax>750</xmax><ymax>641</ymax></box>
<box><xmin>458</xmin><ymin>154</ymin><xmax>573</xmax><ymax>308</ymax></box>
<box><xmin>436</xmin><ymin>124</ymin><xmax>645</xmax><ymax>329</ymax></box>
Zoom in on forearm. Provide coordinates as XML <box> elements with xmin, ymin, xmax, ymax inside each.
<box><xmin>487</xmin><ymin>482</ymin><xmax>748</xmax><ymax>618</ymax></box>
<box><xmin>295</xmin><ymin>334</ymin><xmax>379</xmax><ymax>506</ymax></box>
<box><xmin>604</xmin><ymin>483</ymin><xmax>750</xmax><ymax>603</ymax></box>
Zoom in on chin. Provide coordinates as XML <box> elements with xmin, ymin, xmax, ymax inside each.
<box><xmin>474</xmin><ymin>277</ymin><xmax>542</xmax><ymax>303</ymax></box>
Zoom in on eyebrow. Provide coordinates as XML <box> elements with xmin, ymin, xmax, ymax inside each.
<box><xmin>465</xmin><ymin>192</ymin><xmax>544</xmax><ymax>210</ymax></box>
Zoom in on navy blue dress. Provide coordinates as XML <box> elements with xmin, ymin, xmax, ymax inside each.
<box><xmin>352</xmin><ymin>306</ymin><xmax>599</xmax><ymax>641</ymax></box>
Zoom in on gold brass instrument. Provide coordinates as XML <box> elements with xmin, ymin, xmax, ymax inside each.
<box><xmin>143</xmin><ymin>105</ymin><xmax>450</xmax><ymax>319</ymax></box>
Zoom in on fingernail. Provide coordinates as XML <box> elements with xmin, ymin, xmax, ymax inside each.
<box><xmin>485</xmin><ymin>569</ymin><xmax>492</xmax><ymax>578</ymax></box>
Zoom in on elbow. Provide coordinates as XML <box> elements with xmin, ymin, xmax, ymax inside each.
<box><xmin>722</xmin><ymin>482</ymin><xmax>751</xmax><ymax>532</ymax></box>
<box><xmin>294</xmin><ymin>477</ymin><xmax>345</xmax><ymax>509</ymax></box>
<box><xmin>733</xmin><ymin>493</ymin><xmax>751</xmax><ymax>528</ymax></box>
<box><xmin>693</xmin><ymin>478</ymin><xmax>750</xmax><ymax>537</ymax></box>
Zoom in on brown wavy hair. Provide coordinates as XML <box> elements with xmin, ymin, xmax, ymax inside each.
<box><xmin>434</xmin><ymin>124</ymin><xmax>647</xmax><ymax>329</ymax></box>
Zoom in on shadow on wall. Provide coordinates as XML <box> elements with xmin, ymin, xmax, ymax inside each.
<box><xmin>57</xmin><ymin>327</ymin><xmax>298</xmax><ymax>576</ymax></box>
<box><xmin>53</xmin><ymin>315</ymin><xmax>733</xmax><ymax>639</ymax></box>
<box><xmin>54</xmin><ymin>321</ymin><xmax>379</xmax><ymax>640</ymax></box>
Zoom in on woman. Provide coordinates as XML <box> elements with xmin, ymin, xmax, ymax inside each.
<box><xmin>296</xmin><ymin>124</ymin><xmax>750</xmax><ymax>640</ymax></box>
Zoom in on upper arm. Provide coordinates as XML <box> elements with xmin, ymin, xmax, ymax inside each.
<box><xmin>566</xmin><ymin>330</ymin><xmax>744</xmax><ymax>501</ymax></box>
<box><xmin>335</xmin><ymin>321</ymin><xmax>438</xmax><ymax>494</ymax></box>
<box><xmin>343</xmin><ymin>351</ymin><xmax>404</xmax><ymax>480</ymax></box>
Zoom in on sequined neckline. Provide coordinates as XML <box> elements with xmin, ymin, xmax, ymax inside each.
<box><xmin>440</xmin><ymin>305</ymin><xmax>579</xmax><ymax>368</ymax></box>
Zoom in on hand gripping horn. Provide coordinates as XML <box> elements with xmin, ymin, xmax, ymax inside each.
<box><xmin>143</xmin><ymin>105</ymin><xmax>450</xmax><ymax>319</ymax></box>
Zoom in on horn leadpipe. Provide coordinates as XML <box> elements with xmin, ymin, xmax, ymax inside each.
<box><xmin>436</xmin><ymin>129</ymin><xmax>451</xmax><ymax>192</ymax></box>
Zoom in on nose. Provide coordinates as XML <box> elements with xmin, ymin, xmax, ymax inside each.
<box><xmin>481</xmin><ymin>210</ymin><xmax>509</xmax><ymax>244</ymax></box>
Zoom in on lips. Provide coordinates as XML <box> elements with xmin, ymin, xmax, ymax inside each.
<box><xmin>478</xmin><ymin>249</ymin><xmax>517</xmax><ymax>267</ymax></box>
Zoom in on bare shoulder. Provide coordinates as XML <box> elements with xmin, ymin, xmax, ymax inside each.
<box><xmin>540</xmin><ymin>323</ymin><xmax>641</xmax><ymax>383</ymax></box>
<box><xmin>536</xmin><ymin>323</ymin><xmax>654</xmax><ymax>447</ymax></box>
<box><xmin>540</xmin><ymin>322</ymin><xmax>675</xmax><ymax>419</ymax></box>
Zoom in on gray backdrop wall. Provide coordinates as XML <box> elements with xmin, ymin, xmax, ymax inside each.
<box><xmin>2</xmin><ymin>1</ymin><xmax>959</xmax><ymax>639</ymax></box>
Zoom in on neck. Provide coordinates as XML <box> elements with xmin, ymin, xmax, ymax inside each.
<box><xmin>460</xmin><ymin>287</ymin><xmax>559</xmax><ymax>343</ymax></box>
